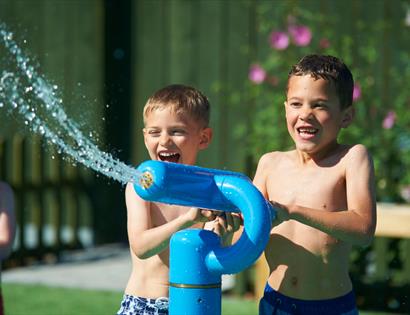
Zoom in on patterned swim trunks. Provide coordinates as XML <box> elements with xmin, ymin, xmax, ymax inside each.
<box><xmin>117</xmin><ymin>294</ymin><xmax>169</xmax><ymax>315</ymax></box>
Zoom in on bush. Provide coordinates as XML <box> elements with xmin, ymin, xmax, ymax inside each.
<box><xmin>233</xmin><ymin>1</ymin><xmax>410</xmax><ymax>203</ymax></box>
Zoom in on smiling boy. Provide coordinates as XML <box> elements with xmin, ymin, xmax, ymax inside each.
<box><xmin>255</xmin><ymin>55</ymin><xmax>376</xmax><ymax>314</ymax></box>
<box><xmin>118</xmin><ymin>84</ymin><xmax>240</xmax><ymax>315</ymax></box>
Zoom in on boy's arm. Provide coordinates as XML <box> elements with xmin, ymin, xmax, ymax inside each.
<box><xmin>276</xmin><ymin>145</ymin><xmax>377</xmax><ymax>247</ymax></box>
<box><xmin>126</xmin><ymin>183</ymin><xmax>215</xmax><ymax>259</ymax></box>
<box><xmin>253</xmin><ymin>153</ymin><xmax>270</xmax><ymax>199</ymax></box>
<box><xmin>0</xmin><ymin>182</ymin><xmax>16</xmax><ymax>260</ymax></box>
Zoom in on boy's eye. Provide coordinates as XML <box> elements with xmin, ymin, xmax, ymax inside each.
<box><xmin>290</xmin><ymin>102</ymin><xmax>301</xmax><ymax>107</ymax></box>
<box><xmin>314</xmin><ymin>103</ymin><xmax>327</xmax><ymax>109</ymax></box>
<box><xmin>148</xmin><ymin>130</ymin><xmax>160</xmax><ymax>136</ymax></box>
<box><xmin>171</xmin><ymin>129</ymin><xmax>186</xmax><ymax>135</ymax></box>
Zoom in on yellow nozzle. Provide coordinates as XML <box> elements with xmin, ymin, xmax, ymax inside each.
<box><xmin>140</xmin><ymin>171</ymin><xmax>154</xmax><ymax>189</ymax></box>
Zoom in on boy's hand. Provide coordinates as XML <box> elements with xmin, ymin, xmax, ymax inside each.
<box><xmin>270</xmin><ymin>201</ymin><xmax>290</xmax><ymax>225</ymax></box>
<box><xmin>205</xmin><ymin>211</ymin><xmax>242</xmax><ymax>246</ymax></box>
<box><xmin>186</xmin><ymin>207</ymin><xmax>217</xmax><ymax>224</ymax></box>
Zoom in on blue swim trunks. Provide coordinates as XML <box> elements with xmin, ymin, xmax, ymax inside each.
<box><xmin>259</xmin><ymin>283</ymin><xmax>358</xmax><ymax>315</ymax></box>
<box><xmin>117</xmin><ymin>294</ymin><xmax>169</xmax><ymax>315</ymax></box>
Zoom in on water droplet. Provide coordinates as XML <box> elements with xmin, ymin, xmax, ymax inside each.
<box><xmin>0</xmin><ymin>24</ymin><xmax>142</xmax><ymax>185</ymax></box>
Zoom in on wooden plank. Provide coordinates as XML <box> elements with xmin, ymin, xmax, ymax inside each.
<box><xmin>196</xmin><ymin>0</ymin><xmax>223</xmax><ymax>168</ymax></box>
<box><xmin>376</xmin><ymin>203</ymin><xmax>410</xmax><ymax>238</ymax></box>
<box><xmin>224</xmin><ymin>2</ymin><xmax>251</xmax><ymax>173</ymax></box>
<box><xmin>169</xmin><ymin>0</ymin><xmax>196</xmax><ymax>84</ymax></box>
<box><xmin>131</xmin><ymin>0</ymin><xmax>170</xmax><ymax>164</ymax></box>
<box><xmin>254</xmin><ymin>253</ymin><xmax>269</xmax><ymax>301</ymax></box>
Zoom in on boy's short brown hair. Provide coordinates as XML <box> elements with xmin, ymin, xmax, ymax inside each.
<box><xmin>288</xmin><ymin>55</ymin><xmax>354</xmax><ymax>109</ymax></box>
<box><xmin>143</xmin><ymin>84</ymin><xmax>210</xmax><ymax>127</ymax></box>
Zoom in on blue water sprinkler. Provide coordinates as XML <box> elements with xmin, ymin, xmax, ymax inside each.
<box><xmin>134</xmin><ymin>160</ymin><xmax>276</xmax><ymax>315</ymax></box>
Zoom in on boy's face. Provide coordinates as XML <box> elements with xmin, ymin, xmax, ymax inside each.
<box><xmin>285</xmin><ymin>75</ymin><xmax>354</xmax><ymax>156</ymax></box>
<box><xmin>143</xmin><ymin>107</ymin><xmax>212</xmax><ymax>165</ymax></box>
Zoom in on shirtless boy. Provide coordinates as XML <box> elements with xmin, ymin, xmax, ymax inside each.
<box><xmin>254</xmin><ymin>55</ymin><xmax>376</xmax><ymax>314</ymax></box>
<box><xmin>117</xmin><ymin>84</ymin><xmax>239</xmax><ymax>315</ymax></box>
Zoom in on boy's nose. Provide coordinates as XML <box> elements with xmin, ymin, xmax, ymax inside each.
<box><xmin>159</xmin><ymin>133</ymin><xmax>172</xmax><ymax>145</ymax></box>
<box><xmin>299</xmin><ymin>106</ymin><xmax>313</xmax><ymax>120</ymax></box>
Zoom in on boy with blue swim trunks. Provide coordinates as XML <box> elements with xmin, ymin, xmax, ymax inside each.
<box><xmin>117</xmin><ymin>84</ymin><xmax>240</xmax><ymax>315</ymax></box>
<box><xmin>253</xmin><ymin>55</ymin><xmax>376</xmax><ymax>314</ymax></box>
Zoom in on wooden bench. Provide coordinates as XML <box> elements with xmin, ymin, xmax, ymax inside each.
<box><xmin>254</xmin><ymin>203</ymin><xmax>410</xmax><ymax>299</ymax></box>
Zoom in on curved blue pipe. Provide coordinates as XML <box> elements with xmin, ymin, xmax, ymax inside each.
<box><xmin>134</xmin><ymin>160</ymin><xmax>248</xmax><ymax>212</ymax></box>
<box><xmin>133</xmin><ymin>160</ymin><xmax>276</xmax><ymax>315</ymax></box>
<box><xmin>206</xmin><ymin>174</ymin><xmax>273</xmax><ymax>274</ymax></box>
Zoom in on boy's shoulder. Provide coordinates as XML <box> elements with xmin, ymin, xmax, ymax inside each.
<box><xmin>345</xmin><ymin>143</ymin><xmax>370</xmax><ymax>155</ymax></box>
<box><xmin>341</xmin><ymin>143</ymin><xmax>373</xmax><ymax>169</ymax></box>
<box><xmin>340</xmin><ymin>143</ymin><xmax>372</xmax><ymax>161</ymax></box>
<box><xmin>257</xmin><ymin>150</ymin><xmax>295</xmax><ymax>166</ymax></box>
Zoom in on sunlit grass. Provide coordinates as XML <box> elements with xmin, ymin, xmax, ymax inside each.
<box><xmin>2</xmin><ymin>283</ymin><xmax>396</xmax><ymax>315</ymax></box>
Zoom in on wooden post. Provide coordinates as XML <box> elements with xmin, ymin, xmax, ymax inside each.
<box><xmin>254</xmin><ymin>253</ymin><xmax>269</xmax><ymax>300</ymax></box>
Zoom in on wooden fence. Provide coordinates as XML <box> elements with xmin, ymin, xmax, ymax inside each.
<box><xmin>0</xmin><ymin>135</ymin><xmax>95</xmax><ymax>266</ymax></box>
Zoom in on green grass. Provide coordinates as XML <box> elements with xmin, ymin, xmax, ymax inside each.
<box><xmin>2</xmin><ymin>283</ymin><xmax>395</xmax><ymax>315</ymax></box>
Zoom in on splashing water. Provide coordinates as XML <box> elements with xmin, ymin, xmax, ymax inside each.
<box><xmin>0</xmin><ymin>24</ymin><xmax>140</xmax><ymax>185</ymax></box>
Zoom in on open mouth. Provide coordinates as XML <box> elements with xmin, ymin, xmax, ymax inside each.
<box><xmin>158</xmin><ymin>152</ymin><xmax>180</xmax><ymax>163</ymax></box>
<box><xmin>296</xmin><ymin>127</ymin><xmax>319</xmax><ymax>140</ymax></box>
<box><xmin>297</xmin><ymin>127</ymin><xmax>318</xmax><ymax>136</ymax></box>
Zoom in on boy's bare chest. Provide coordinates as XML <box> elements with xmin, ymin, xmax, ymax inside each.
<box><xmin>266</xmin><ymin>164</ymin><xmax>347</xmax><ymax>209</ymax></box>
<box><xmin>151</xmin><ymin>203</ymin><xmax>189</xmax><ymax>226</ymax></box>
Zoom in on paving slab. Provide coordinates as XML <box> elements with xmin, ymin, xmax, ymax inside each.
<box><xmin>2</xmin><ymin>244</ymin><xmax>235</xmax><ymax>292</ymax></box>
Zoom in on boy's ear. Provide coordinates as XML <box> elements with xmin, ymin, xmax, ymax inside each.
<box><xmin>142</xmin><ymin>128</ymin><xmax>148</xmax><ymax>144</ymax></box>
<box><xmin>199</xmin><ymin>127</ymin><xmax>213</xmax><ymax>149</ymax></box>
<box><xmin>341</xmin><ymin>106</ymin><xmax>355</xmax><ymax>128</ymax></box>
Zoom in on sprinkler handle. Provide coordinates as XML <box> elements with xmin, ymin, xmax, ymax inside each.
<box><xmin>133</xmin><ymin>160</ymin><xmax>249</xmax><ymax>212</ymax></box>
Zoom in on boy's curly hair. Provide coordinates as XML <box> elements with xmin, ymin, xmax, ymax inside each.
<box><xmin>288</xmin><ymin>54</ymin><xmax>354</xmax><ymax>109</ymax></box>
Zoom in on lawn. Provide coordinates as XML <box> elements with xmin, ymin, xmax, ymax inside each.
<box><xmin>2</xmin><ymin>283</ymin><xmax>396</xmax><ymax>315</ymax></box>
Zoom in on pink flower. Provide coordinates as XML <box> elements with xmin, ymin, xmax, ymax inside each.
<box><xmin>248</xmin><ymin>64</ymin><xmax>266</xmax><ymax>84</ymax></box>
<box><xmin>352</xmin><ymin>83</ymin><xmax>361</xmax><ymax>102</ymax></box>
<box><xmin>319</xmin><ymin>38</ymin><xmax>330</xmax><ymax>49</ymax></box>
<box><xmin>269</xmin><ymin>31</ymin><xmax>289</xmax><ymax>50</ymax></box>
<box><xmin>288</xmin><ymin>25</ymin><xmax>312</xmax><ymax>46</ymax></box>
<box><xmin>382</xmin><ymin>111</ymin><xmax>396</xmax><ymax>129</ymax></box>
